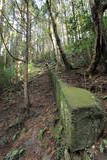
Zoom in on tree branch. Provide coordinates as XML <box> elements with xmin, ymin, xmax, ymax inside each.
<box><xmin>0</xmin><ymin>33</ymin><xmax>25</xmax><ymax>62</ymax></box>
<box><xmin>1</xmin><ymin>11</ymin><xmax>23</xmax><ymax>34</ymax></box>
<box><xmin>15</xmin><ymin>0</ymin><xmax>26</xmax><ymax>24</ymax></box>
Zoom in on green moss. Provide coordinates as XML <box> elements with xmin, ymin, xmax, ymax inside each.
<box><xmin>61</xmin><ymin>81</ymin><xmax>99</xmax><ymax>109</ymax></box>
<box><xmin>49</xmin><ymin>71</ymin><xmax>105</xmax><ymax>152</ymax></box>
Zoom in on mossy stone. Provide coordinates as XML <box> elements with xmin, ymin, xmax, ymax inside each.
<box><xmin>49</xmin><ymin>71</ymin><xmax>105</xmax><ymax>152</ymax></box>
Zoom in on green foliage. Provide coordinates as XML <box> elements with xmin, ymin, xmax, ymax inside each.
<box><xmin>12</xmin><ymin>132</ymin><xmax>20</xmax><ymax>141</ymax></box>
<box><xmin>103</xmin><ymin>14</ymin><xmax>107</xmax><ymax>28</ymax></box>
<box><xmin>37</xmin><ymin>51</ymin><xmax>56</xmax><ymax>64</ymax></box>
<box><xmin>0</xmin><ymin>65</ymin><xmax>16</xmax><ymax>88</ymax></box>
<box><xmin>0</xmin><ymin>136</ymin><xmax>9</xmax><ymax>146</ymax></box>
<box><xmin>56</xmin><ymin>143</ymin><xmax>65</xmax><ymax>160</ymax></box>
<box><xmin>67</xmin><ymin>1</ymin><xmax>92</xmax><ymax>36</ymax></box>
<box><xmin>80</xmin><ymin>12</ymin><xmax>93</xmax><ymax>32</ymax></box>
<box><xmin>55</xmin><ymin>132</ymin><xmax>65</xmax><ymax>160</ymax></box>
<box><xmin>65</xmin><ymin>34</ymin><xmax>94</xmax><ymax>67</ymax></box>
<box><xmin>28</xmin><ymin>63</ymin><xmax>43</xmax><ymax>79</ymax></box>
<box><xmin>4</xmin><ymin>147</ymin><xmax>25</xmax><ymax>160</ymax></box>
<box><xmin>64</xmin><ymin>1</ymin><xmax>94</xmax><ymax>67</ymax></box>
<box><xmin>37</xmin><ymin>128</ymin><xmax>47</xmax><ymax>141</ymax></box>
<box><xmin>100</xmin><ymin>139</ymin><xmax>107</xmax><ymax>153</ymax></box>
<box><xmin>83</xmin><ymin>152</ymin><xmax>91</xmax><ymax>160</ymax></box>
<box><xmin>53</xmin><ymin>123</ymin><xmax>65</xmax><ymax>160</ymax></box>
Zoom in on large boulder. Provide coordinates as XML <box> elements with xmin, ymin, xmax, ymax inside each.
<box><xmin>50</xmin><ymin>72</ymin><xmax>105</xmax><ymax>152</ymax></box>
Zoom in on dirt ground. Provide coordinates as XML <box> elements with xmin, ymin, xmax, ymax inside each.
<box><xmin>0</xmin><ymin>68</ymin><xmax>107</xmax><ymax>160</ymax></box>
<box><xmin>0</xmin><ymin>72</ymin><xmax>57</xmax><ymax>160</ymax></box>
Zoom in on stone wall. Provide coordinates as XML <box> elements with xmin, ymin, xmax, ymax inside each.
<box><xmin>49</xmin><ymin>70</ymin><xmax>105</xmax><ymax>152</ymax></box>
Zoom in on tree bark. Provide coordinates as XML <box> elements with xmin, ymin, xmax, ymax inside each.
<box><xmin>46</xmin><ymin>0</ymin><xmax>72</xmax><ymax>70</ymax></box>
<box><xmin>87</xmin><ymin>0</ymin><xmax>107</xmax><ymax>74</ymax></box>
<box><xmin>24</xmin><ymin>0</ymin><xmax>30</xmax><ymax>114</ymax></box>
<box><xmin>48</xmin><ymin>19</ymin><xmax>57</xmax><ymax>62</ymax></box>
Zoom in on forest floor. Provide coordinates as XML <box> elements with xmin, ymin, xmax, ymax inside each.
<box><xmin>0</xmin><ymin>65</ymin><xmax>107</xmax><ymax>160</ymax></box>
<box><xmin>0</xmin><ymin>67</ymin><xmax>58</xmax><ymax>160</ymax></box>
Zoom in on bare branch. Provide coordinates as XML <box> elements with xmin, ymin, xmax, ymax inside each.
<box><xmin>1</xmin><ymin>11</ymin><xmax>23</xmax><ymax>34</ymax></box>
<box><xmin>0</xmin><ymin>33</ymin><xmax>25</xmax><ymax>62</ymax></box>
<box><xmin>15</xmin><ymin>0</ymin><xmax>27</xmax><ymax>23</ymax></box>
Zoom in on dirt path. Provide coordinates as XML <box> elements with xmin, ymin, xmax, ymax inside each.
<box><xmin>0</xmin><ymin>71</ymin><xmax>57</xmax><ymax>160</ymax></box>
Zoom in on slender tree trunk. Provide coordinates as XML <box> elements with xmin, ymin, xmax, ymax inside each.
<box><xmin>71</xmin><ymin>0</ymin><xmax>78</xmax><ymax>42</ymax></box>
<box><xmin>0</xmin><ymin>0</ymin><xmax>6</xmax><ymax>68</ymax></box>
<box><xmin>64</xmin><ymin>11</ymin><xmax>70</xmax><ymax>45</ymax></box>
<box><xmin>46</xmin><ymin>0</ymin><xmax>72</xmax><ymax>70</ymax></box>
<box><xmin>48</xmin><ymin>19</ymin><xmax>57</xmax><ymax>62</ymax></box>
<box><xmin>24</xmin><ymin>0</ymin><xmax>30</xmax><ymax>114</ymax></box>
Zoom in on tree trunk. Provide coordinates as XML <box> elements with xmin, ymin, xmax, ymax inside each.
<box><xmin>71</xmin><ymin>0</ymin><xmax>78</xmax><ymax>42</ymax></box>
<box><xmin>46</xmin><ymin>0</ymin><xmax>72</xmax><ymax>70</ymax></box>
<box><xmin>24</xmin><ymin>0</ymin><xmax>30</xmax><ymax>114</ymax></box>
<box><xmin>87</xmin><ymin>0</ymin><xmax>107</xmax><ymax>74</ymax></box>
<box><xmin>87</xmin><ymin>10</ymin><xmax>103</xmax><ymax>73</ymax></box>
<box><xmin>48</xmin><ymin>20</ymin><xmax>57</xmax><ymax>62</ymax></box>
<box><xmin>0</xmin><ymin>0</ymin><xmax>6</xmax><ymax>69</ymax></box>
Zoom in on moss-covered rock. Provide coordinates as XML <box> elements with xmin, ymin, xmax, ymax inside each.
<box><xmin>49</xmin><ymin>71</ymin><xmax>105</xmax><ymax>152</ymax></box>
